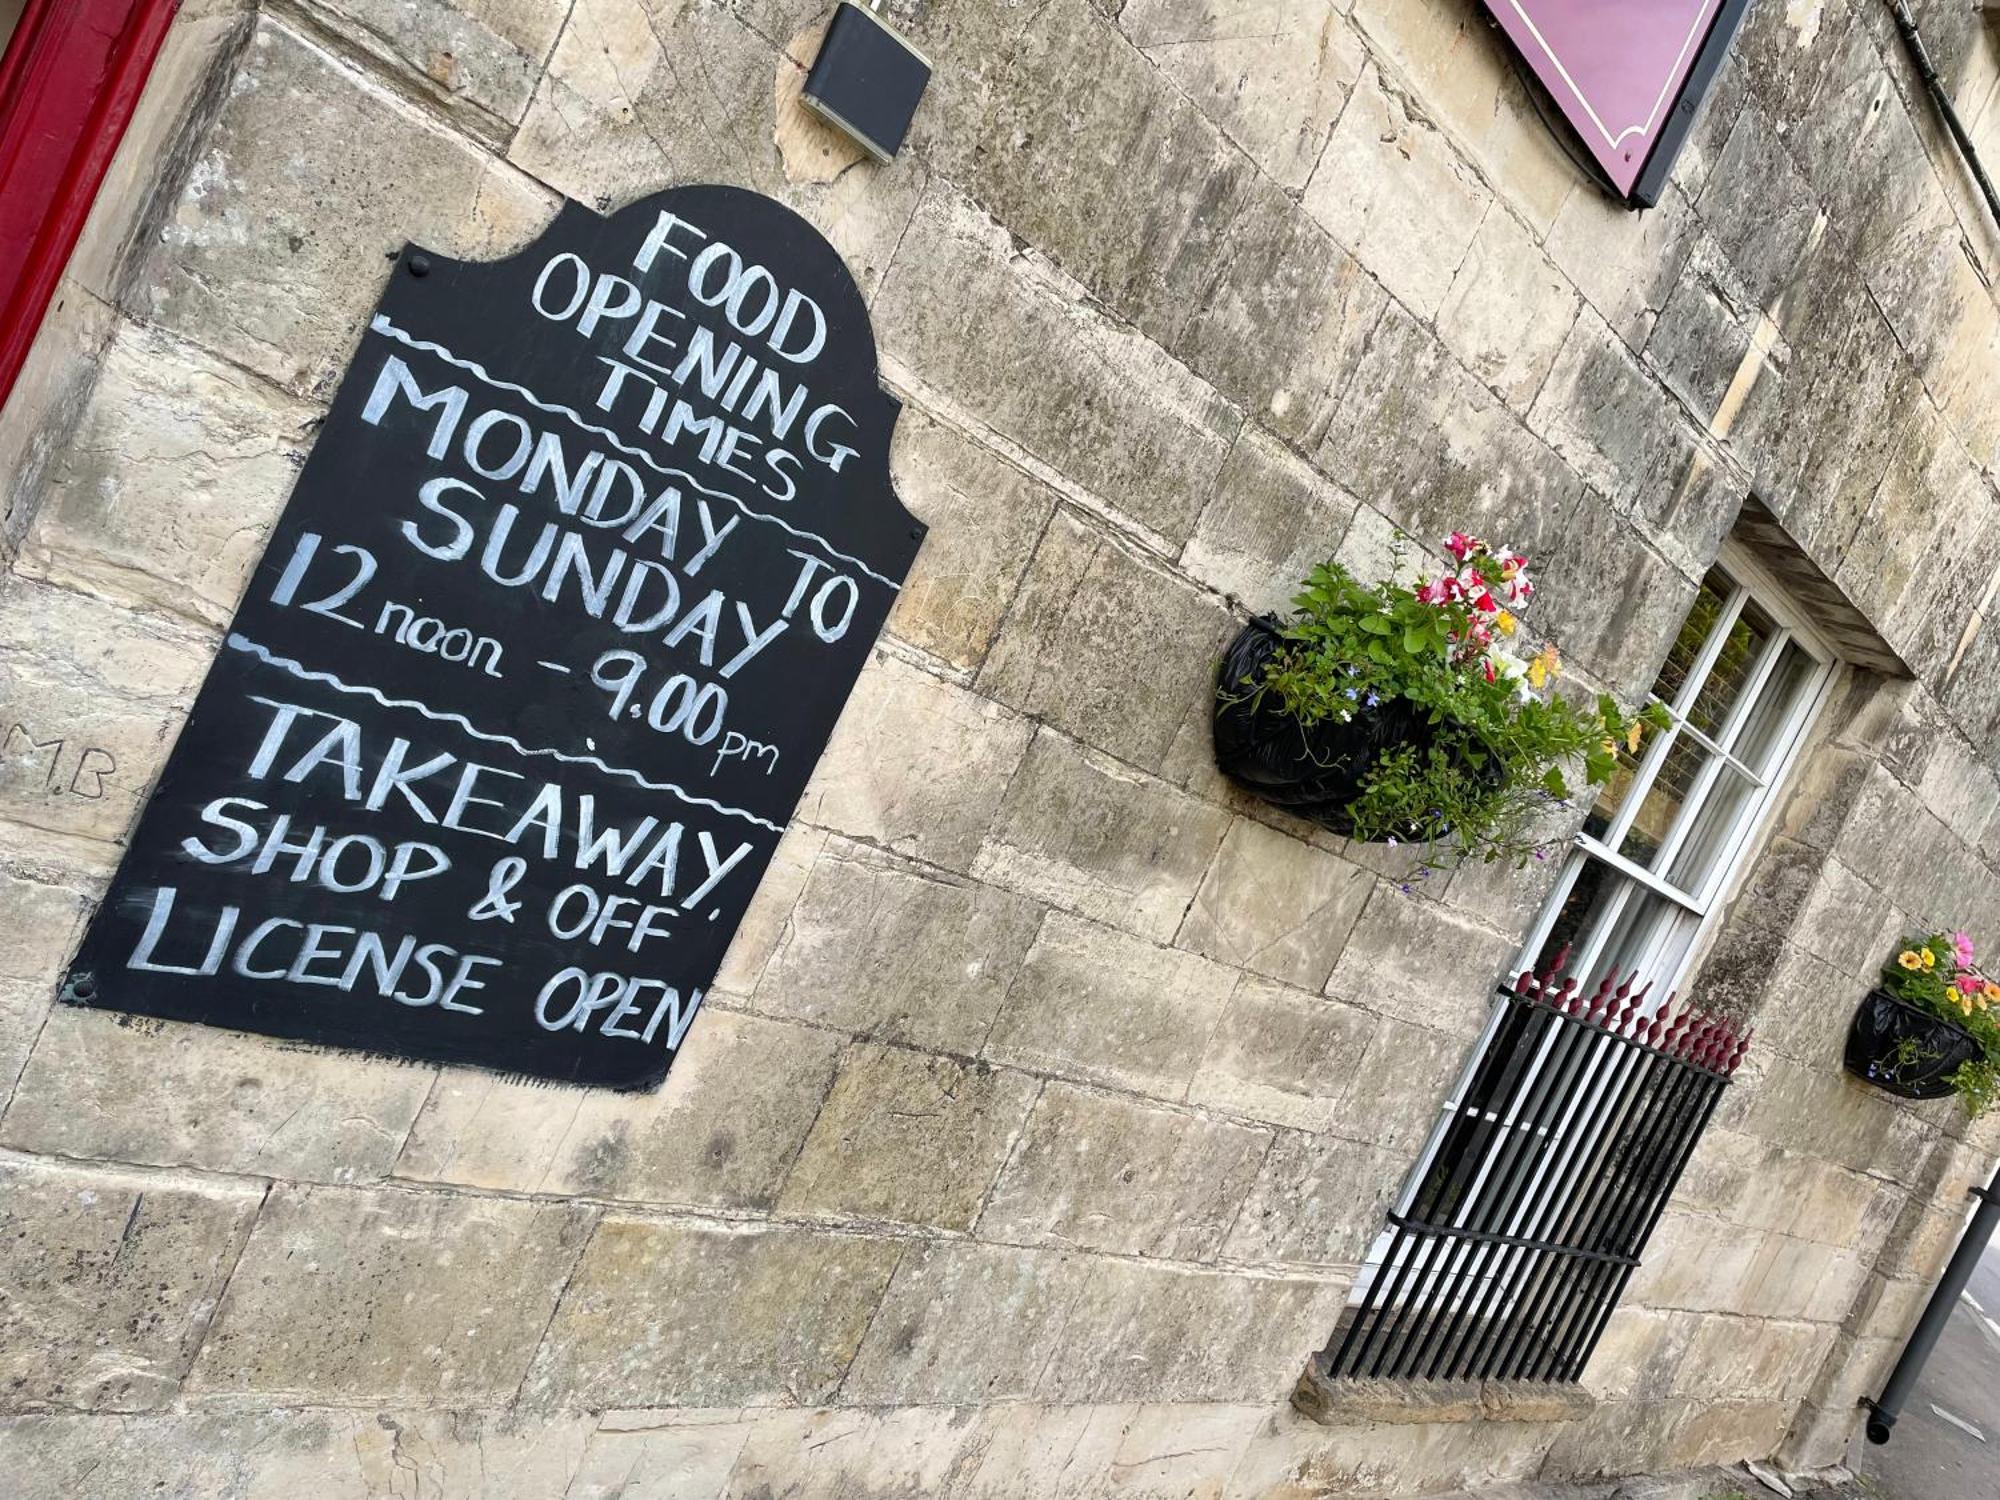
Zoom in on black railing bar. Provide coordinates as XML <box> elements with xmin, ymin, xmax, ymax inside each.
<box><xmin>1502</xmin><ymin>1039</ymin><xmax>1710</xmax><ymax>1383</ymax></box>
<box><xmin>1413</xmin><ymin>980</ymin><xmax>1637</xmax><ymax>1378</ymax></box>
<box><xmin>1331</xmin><ymin>996</ymin><xmax>1546</xmax><ymax>1377</ymax></box>
<box><xmin>1359</xmin><ymin>999</ymin><xmax>1569</xmax><ymax>1377</ymax></box>
<box><xmin>1481</xmin><ymin>1003</ymin><xmax>1694</xmax><ymax>1381</ymax></box>
<box><xmin>1449</xmin><ymin>1010</ymin><xmax>1665</xmax><ymax>1377</ymax></box>
<box><xmin>1552</xmin><ymin>1029</ymin><xmax>1742</xmax><ymax>1377</ymax></box>
<box><xmin>1528</xmin><ymin>1023</ymin><xmax>1737</xmax><ymax>1381</ymax></box>
<box><xmin>1554</xmin><ymin>1064</ymin><xmax>1734</xmax><ymax>1381</ymax></box>
<box><xmin>1326</xmin><ymin>1221</ymin><xmax>1411</xmax><ymax>1374</ymax></box>
<box><xmin>1451</xmin><ymin>983</ymin><xmax>1669</xmax><ymax>1379</ymax></box>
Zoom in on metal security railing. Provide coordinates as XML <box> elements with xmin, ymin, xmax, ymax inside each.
<box><xmin>1323</xmin><ymin>965</ymin><xmax>1748</xmax><ymax>1385</ymax></box>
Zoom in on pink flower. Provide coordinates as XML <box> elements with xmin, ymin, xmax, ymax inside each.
<box><xmin>1445</xmin><ymin>532</ymin><xmax>1479</xmax><ymax>562</ymax></box>
<box><xmin>1954</xmin><ymin>931</ymin><xmax>1976</xmax><ymax>966</ymax></box>
<box><xmin>1470</xmin><ymin>590</ymin><xmax>1498</xmax><ymax>614</ymax></box>
<box><xmin>1482</xmin><ymin>658</ymin><xmax>1497</xmax><ymax>683</ymax></box>
<box><xmin>1416</xmin><ymin>579</ymin><xmax>1451</xmax><ymax>606</ymax></box>
<box><xmin>1957</xmin><ymin>973</ymin><xmax>1983</xmax><ymax>997</ymax></box>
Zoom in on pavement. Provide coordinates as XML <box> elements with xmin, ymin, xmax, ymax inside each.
<box><xmin>1848</xmin><ymin>1234</ymin><xmax>2000</xmax><ymax>1500</ymax></box>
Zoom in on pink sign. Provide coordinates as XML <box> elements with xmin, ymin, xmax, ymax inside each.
<box><xmin>1487</xmin><ymin>0</ymin><xmax>1728</xmax><ymax>196</ymax></box>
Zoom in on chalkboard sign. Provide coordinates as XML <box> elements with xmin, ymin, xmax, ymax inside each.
<box><xmin>61</xmin><ymin>186</ymin><xmax>924</xmax><ymax>1090</ymax></box>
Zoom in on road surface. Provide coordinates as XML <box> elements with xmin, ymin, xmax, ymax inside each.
<box><xmin>1849</xmin><ymin>1234</ymin><xmax>2000</xmax><ymax>1500</ymax></box>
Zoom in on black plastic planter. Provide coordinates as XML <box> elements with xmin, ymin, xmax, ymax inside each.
<box><xmin>1212</xmin><ymin>616</ymin><xmax>1427</xmax><ymax>838</ymax></box>
<box><xmin>1845</xmin><ymin>989</ymin><xmax>1984</xmax><ymax>1100</ymax></box>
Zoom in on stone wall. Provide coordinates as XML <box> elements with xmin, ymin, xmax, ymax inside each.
<box><xmin>3</xmin><ymin>0</ymin><xmax>2000</xmax><ymax>1494</ymax></box>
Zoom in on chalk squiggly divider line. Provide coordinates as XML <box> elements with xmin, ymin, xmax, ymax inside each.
<box><xmin>224</xmin><ymin>632</ymin><xmax>786</xmax><ymax>833</ymax></box>
<box><xmin>368</xmin><ymin>314</ymin><xmax>904</xmax><ymax>592</ymax></box>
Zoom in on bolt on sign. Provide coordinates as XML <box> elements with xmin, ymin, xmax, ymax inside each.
<box><xmin>61</xmin><ymin>186</ymin><xmax>925</xmax><ymax>1090</ymax></box>
<box><xmin>1484</xmin><ymin>0</ymin><xmax>1750</xmax><ymax>207</ymax></box>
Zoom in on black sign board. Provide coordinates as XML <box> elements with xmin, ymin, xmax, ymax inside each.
<box><xmin>62</xmin><ymin>185</ymin><xmax>923</xmax><ymax>1090</ymax></box>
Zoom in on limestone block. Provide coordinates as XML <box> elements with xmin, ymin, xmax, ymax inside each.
<box><xmin>192</xmin><ymin>1184</ymin><xmax>595</xmax><ymax>1402</ymax></box>
<box><xmin>1301</xmin><ymin>62</ymin><xmax>1491</xmax><ymax>319</ymax></box>
<box><xmin>1540</xmin><ymin>1396</ymin><xmax>1691</xmax><ymax>1482</ymax></box>
<box><xmin>291</xmin><ymin>0</ymin><xmax>563</xmax><ymax>130</ymax></box>
<box><xmin>508</xmin><ymin>0</ymin><xmax>927</xmax><ymax>305</ymax></box>
<box><xmin>956</xmin><ymin>0</ymin><xmax>1259</xmax><ymax>345</ymax></box>
<box><xmin>1324</xmin><ymin>890</ymin><xmax>1517</xmax><ymax>1039</ymax></box>
<box><xmin>1529</xmin><ymin>309</ymin><xmax>1686</xmax><ymax>511</ymax></box>
<box><xmin>1222</xmin><ymin>1129</ymin><xmax>1403</xmax><ymax>1266</ymax></box>
<box><xmin>133</xmin><ymin>18</ymin><xmax>553</xmax><ymax>396</ymax></box>
<box><xmin>752</xmin><ymin>838</ymin><xmax>1043</xmax><ymax>1053</ymax></box>
<box><xmin>568</xmin><ymin>1410</ymin><xmax>753</xmax><ymax>1500</ymax></box>
<box><xmin>0</xmin><ymin>1406</ymin><xmax>593</xmax><ymax>1500</ymax></box>
<box><xmin>797</xmin><ymin>651</ymin><xmax>1034</xmax><ymax>873</ymax></box>
<box><xmin>1693</xmin><ymin>102</ymin><xmax>1827</xmax><ymax>317</ymax></box>
<box><xmin>393</xmin><ymin>1007</ymin><xmax>842</xmax><ymax>1208</ymax></box>
<box><xmin>1188</xmin><ymin>978</ymin><xmax>1377</xmax><ymax>1135</ymax></box>
<box><xmin>1660</xmin><ymin>1397</ymin><xmax>1790</xmax><ymax>1470</ymax></box>
<box><xmin>1625</xmin><ymin>1212</ymin><xmax>1763</xmax><ymax>1314</ymax></box>
<box><xmin>16</xmin><ymin>322</ymin><xmax>316</xmax><ymax>627</ymax></box>
<box><xmin>1179</xmin><ymin>425</ymin><xmax>1358</xmax><ymax>616</ymax></box>
<box><xmin>778</xmin><ymin>1044</ymin><xmax>1039</xmax><ymax>1230</ymax></box>
<box><xmin>975</xmin><ymin>727</ymin><xmax>1231</xmax><ymax>945</ymax></box>
<box><xmin>1226</xmin><ymin>1407</ymin><xmax>1551</xmax><ymax>1497</ymax></box>
<box><xmin>948</xmin><ymin>1400</ymin><xmax>1136</xmax><ymax>1499</ymax></box>
<box><xmin>1346</xmin><ymin>0</ymin><xmax>1575</xmax><ymax>234</ymax></box>
<box><xmin>978</xmin><ymin>1082</ymin><xmax>1271</xmax><ymax>1260</ymax></box>
<box><xmin>1580</xmin><ymin>1306</ymin><xmax>1696</xmax><ymax>1403</ymax></box>
<box><xmin>522</xmin><ymin>1217</ymin><xmax>900</xmax><ymax>1408</ymax></box>
<box><xmin>1671</xmin><ymin>1315</ymin><xmax>1834</xmax><ymax>1402</ymax></box>
<box><xmin>0</xmin><ymin>281</ymin><xmax>117</xmax><ymax>565</ymax></box>
<box><xmin>1096</xmin><ymin>1402</ymin><xmax>1270</xmax><ymax>1496</ymax></box>
<box><xmin>1437</xmin><ymin>208</ymin><xmax>1581</xmax><ymax>413</ymax></box>
<box><xmin>1545</xmin><ymin>184</ymin><xmax>1699</xmax><ymax>353</ymax></box>
<box><xmin>874</xmin><ymin>187</ymin><xmax>1242</xmax><ymax>550</ymax></box>
<box><xmin>1168</xmin><ymin>176</ymin><xmax>1390</xmax><ymax>450</ymax></box>
<box><xmin>0</xmin><ymin>577</ymin><xmax>213</xmax><ymax>846</ymax></box>
<box><xmin>0</xmin><ymin>858</ymin><xmax>91</xmax><ymax>1101</ymax></box>
<box><xmin>1843</xmin><ymin>399</ymin><xmax>1990</xmax><ymax>635</ymax></box>
<box><xmin>979</xmin><ymin>519</ymin><xmax>1238</xmax><ymax>774</ymax></box>
<box><xmin>0</xmin><ymin>1159</ymin><xmax>260</xmax><ymax>1412</ymax></box>
<box><xmin>712</xmin><ymin>821</ymin><xmax>823</xmax><ymax>998</ymax></box>
<box><xmin>839</xmin><ymin>1241</ymin><xmax>1084</xmax><ymax>1405</ymax></box>
<box><xmin>1338</xmin><ymin>1016</ymin><xmax>1472</xmax><ymax>1152</ymax></box>
<box><xmin>1528</xmin><ymin>500</ymin><xmax>1700</xmax><ymax>702</ymax></box>
<box><xmin>984</xmin><ymin>911</ymin><xmax>1239</xmax><ymax>1101</ymax></box>
<box><xmin>1</xmin><ymin>1008</ymin><xmax>432</xmax><ymax>1184</ymax></box>
<box><xmin>887</xmin><ymin>410</ymin><xmax>1058</xmax><ymax>673</ymax></box>
<box><xmin>1642</xmin><ymin>238</ymin><xmax>1779</xmax><ymax>441</ymax></box>
<box><xmin>1178</xmin><ymin>818</ymin><xmax>1374</xmax><ymax>990</ymax></box>
<box><xmin>1121</xmin><ymin>1</ymin><xmax>1362</xmax><ymax>192</ymax></box>
<box><xmin>719</xmin><ymin>1407</ymin><xmax>975</xmax><ymax>1499</ymax></box>
<box><xmin>846</xmin><ymin>1241</ymin><xmax>1340</xmax><ymax>1407</ymax></box>
<box><xmin>1316</xmin><ymin>301</ymin><xmax>1586</xmax><ymax>563</ymax></box>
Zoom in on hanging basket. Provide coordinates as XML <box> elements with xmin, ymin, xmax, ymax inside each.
<box><xmin>1211</xmin><ymin>616</ymin><xmax>1432</xmax><ymax>838</ymax></box>
<box><xmin>1844</xmin><ymin>989</ymin><xmax>1984</xmax><ymax>1100</ymax></box>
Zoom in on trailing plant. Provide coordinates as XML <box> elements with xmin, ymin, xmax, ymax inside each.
<box><xmin>1877</xmin><ymin>931</ymin><xmax>2000</xmax><ymax>1115</ymax></box>
<box><xmin>1239</xmin><ymin>532</ymin><xmax>1668</xmax><ymax>864</ymax></box>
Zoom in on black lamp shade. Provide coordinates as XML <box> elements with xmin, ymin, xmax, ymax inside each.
<box><xmin>801</xmin><ymin>3</ymin><xmax>931</xmax><ymax>163</ymax></box>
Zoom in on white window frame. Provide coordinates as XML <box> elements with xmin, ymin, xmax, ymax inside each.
<box><xmin>1349</xmin><ymin>541</ymin><xmax>1842</xmax><ymax>1310</ymax></box>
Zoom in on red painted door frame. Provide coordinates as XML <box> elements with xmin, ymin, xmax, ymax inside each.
<box><xmin>0</xmin><ymin>0</ymin><xmax>180</xmax><ymax>414</ymax></box>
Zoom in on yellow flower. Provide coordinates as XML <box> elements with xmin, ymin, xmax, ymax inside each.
<box><xmin>1922</xmin><ymin>948</ymin><xmax>1937</xmax><ymax>970</ymax></box>
<box><xmin>1900</xmin><ymin>951</ymin><xmax>1924</xmax><ymax>970</ymax></box>
<box><xmin>1495</xmin><ymin>610</ymin><xmax>1518</xmax><ymax>636</ymax></box>
<box><xmin>1626</xmin><ymin>721</ymin><xmax>1645</xmax><ymax>754</ymax></box>
<box><xmin>1984</xmin><ymin>982</ymin><xmax>1999</xmax><ymax>1002</ymax></box>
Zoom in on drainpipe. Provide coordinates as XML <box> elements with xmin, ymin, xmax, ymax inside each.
<box><xmin>1884</xmin><ymin>0</ymin><xmax>2000</xmax><ymax>233</ymax></box>
<box><xmin>1862</xmin><ymin>1157</ymin><xmax>2000</xmax><ymax>1443</ymax></box>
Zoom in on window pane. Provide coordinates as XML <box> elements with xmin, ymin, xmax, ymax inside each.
<box><xmin>1582</xmin><ymin>736</ymin><xmax>1648</xmax><ymax>841</ymax></box>
<box><xmin>1587</xmin><ymin>888</ymin><xmax>1685</xmax><ymax>999</ymax></box>
<box><xmin>1727</xmin><ymin>641</ymin><xmax>1817</xmax><ymax>773</ymax></box>
<box><xmin>1530</xmin><ymin>856</ymin><xmax>1614</xmax><ymax>978</ymax></box>
<box><xmin>1617</xmin><ymin>735</ymin><xmax>1714</xmax><ymax>869</ymax></box>
<box><xmin>1685</xmin><ymin>597</ymin><xmax>1777</xmax><ymax>737</ymax></box>
<box><xmin>1530</xmin><ymin>858</ymin><xmax>1692</xmax><ymax>998</ymax></box>
<box><xmin>1663</xmin><ymin>765</ymin><xmax>1758</xmax><ymax>896</ymax></box>
<box><xmin>1649</xmin><ymin>569</ymin><xmax>1733</xmax><ymax>709</ymax></box>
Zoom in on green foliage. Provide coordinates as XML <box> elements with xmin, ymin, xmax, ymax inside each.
<box><xmin>1242</xmin><ymin>540</ymin><xmax>1668</xmax><ymax>865</ymax></box>
<box><xmin>1879</xmin><ymin>932</ymin><xmax>2000</xmax><ymax>1115</ymax></box>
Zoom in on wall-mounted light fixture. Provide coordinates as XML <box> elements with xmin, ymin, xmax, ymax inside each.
<box><xmin>800</xmin><ymin>1</ymin><xmax>932</xmax><ymax>164</ymax></box>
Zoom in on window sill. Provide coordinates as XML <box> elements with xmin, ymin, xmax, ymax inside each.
<box><xmin>1291</xmin><ymin>1350</ymin><xmax>1597</xmax><ymax>1429</ymax></box>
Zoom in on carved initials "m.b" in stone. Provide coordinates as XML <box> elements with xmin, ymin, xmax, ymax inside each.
<box><xmin>2</xmin><ymin>722</ymin><xmax>116</xmax><ymax>799</ymax></box>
